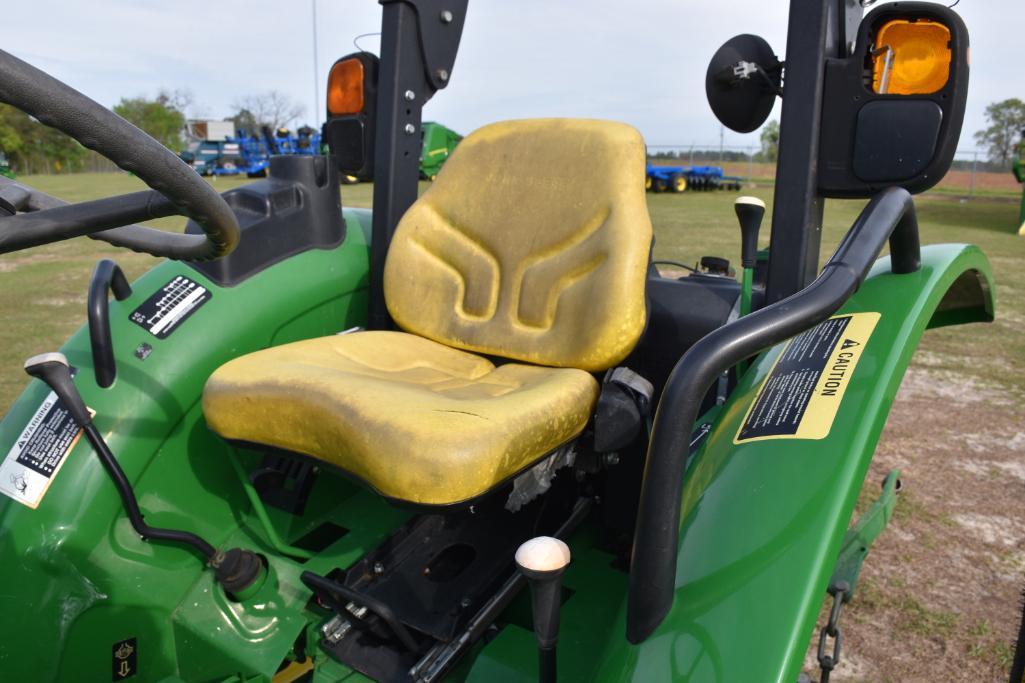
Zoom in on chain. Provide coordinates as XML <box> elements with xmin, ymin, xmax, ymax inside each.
<box><xmin>816</xmin><ymin>580</ymin><xmax>850</xmax><ymax>683</ymax></box>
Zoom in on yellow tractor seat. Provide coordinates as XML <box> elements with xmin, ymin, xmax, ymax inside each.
<box><xmin>202</xmin><ymin>118</ymin><xmax>653</xmax><ymax>507</ymax></box>
<box><xmin>203</xmin><ymin>331</ymin><xmax>599</xmax><ymax>506</ymax></box>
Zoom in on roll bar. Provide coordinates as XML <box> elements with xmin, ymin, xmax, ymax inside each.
<box><xmin>626</xmin><ymin>186</ymin><xmax>921</xmax><ymax>643</ymax></box>
<box><xmin>368</xmin><ymin>0</ymin><xmax>468</xmax><ymax>330</ymax></box>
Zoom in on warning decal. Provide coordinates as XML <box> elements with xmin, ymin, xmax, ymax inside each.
<box><xmin>129</xmin><ymin>275</ymin><xmax>211</xmax><ymax>339</ymax></box>
<box><xmin>734</xmin><ymin>312</ymin><xmax>880</xmax><ymax>443</ymax></box>
<box><xmin>112</xmin><ymin>637</ymin><xmax>137</xmax><ymax>680</ymax></box>
<box><xmin>0</xmin><ymin>388</ymin><xmax>86</xmax><ymax>508</ymax></box>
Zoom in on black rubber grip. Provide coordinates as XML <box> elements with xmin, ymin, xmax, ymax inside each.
<box><xmin>23</xmin><ymin>355</ymin><xmax>92</xmax><ymax>426</ymax></box>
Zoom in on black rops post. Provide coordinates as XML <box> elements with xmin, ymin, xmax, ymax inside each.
<box><xmin>369</xmin><ymin>0</ymin><xmax>467</xmax><ymax>331</ymax></box>
<box><xmin>765</xmin><ymin>0</ymin><xmax>864</xmax><ymax>304</ymax></box>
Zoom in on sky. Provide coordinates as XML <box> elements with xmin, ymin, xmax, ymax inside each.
<box><xmin>4</xmin><ymin>0</ymin><xmax>1021</xmax><ymax>153</ymax></box>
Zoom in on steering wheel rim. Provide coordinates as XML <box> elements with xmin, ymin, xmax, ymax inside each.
<box><xmin>0</xmin><ymin>49</ymin><xmax>239</xmax><ymax>261</ymax></box>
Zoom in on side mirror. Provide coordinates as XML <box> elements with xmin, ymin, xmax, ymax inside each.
<box><xmin>818</xmin><ymin>2</ymin><xmax>969</xmax><ymax>197</ymax></box>
<box><xmin>705</xmin><ymin>34</ymin><xmax>782</xmax><ymax>134</ymax></box>
<box><xmin>322</xmin><ymin>52</ymin><xmax>379</xmax><ymax>181</ymax></box>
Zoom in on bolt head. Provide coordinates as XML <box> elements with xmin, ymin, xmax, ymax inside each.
<box><xmin>404</xmin><ymin>89</ymin><xmax>415</xmax><ymax>101</ymax></box>
<box><xmin>436</xmin><ymin>69</ymin><xmax>449</xmax><ymax>83</ymax></box>
<box><xmin>440</xmin><ymin>9</ymin><xmax>453</xmax><ymax>23</ymax></box>
<box><xmin>373</xmin><ymin>561</ymin><xmax>385</xmax><ymax>575</ymax></box>
<box><xmin>404</xmin><ymin>123</ymin><xmax>416</xmax><ymax>135</ymax></box>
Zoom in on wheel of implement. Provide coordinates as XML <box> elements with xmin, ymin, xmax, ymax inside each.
<box><xmin>671</xmin><ymin>173</ymin><xmax>687</xmax><ymax>193</ymax></box>
<box><xmin>645</xmin><ymin>175</ymin><xmax>653</xmax><ymax>191</ymax></box>
<box><xmin>652</xmin><ymin>177</ymin><xmax>668</xmax><ymax>193</ymax></box>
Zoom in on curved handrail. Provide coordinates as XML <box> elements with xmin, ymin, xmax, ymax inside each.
<box><xmin>626</xmin><ymin>186</ymin><xmax>921</xmax><ymax>643</ymax></box>
<box><xmin>88</xmin><ymin>259</ymin><xmax>133</xmax><ymax>388</ymax></box>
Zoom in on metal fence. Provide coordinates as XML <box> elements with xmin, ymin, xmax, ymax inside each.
<box><xmin>646</xmin><ymin>144</ymin><xmax>1003</xmax><ymax>196</ymax></box>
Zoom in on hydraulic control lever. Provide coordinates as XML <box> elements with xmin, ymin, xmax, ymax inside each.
<box><xmin>734</xmin><ymin>195</ymin><xmax>766</xmax><ymax>318</ymax></box>
<box><xmin>516</xmin><ymin>536</ymin><xmax>571</xmax><ymax>683</ymax></box>
<box><xmin>23</xmin><ymin>352</ymin><xmax>265</xmax><ymax>597</ymax></box>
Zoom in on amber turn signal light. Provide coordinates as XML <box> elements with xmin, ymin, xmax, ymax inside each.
<box><xmin>871</xmin><ymin>19</ymin><xmax>952</xmax><ymax>95</ymax></box>
<box><xmin>327</xmin><ymin>58</ymin><xmax>365</xmax><ymax>116</ymax></box>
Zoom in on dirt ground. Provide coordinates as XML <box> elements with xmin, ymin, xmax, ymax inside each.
<box><xmin>802</xmin><ymin>358</ymin><xmax>1025</xmax><ymax>681</ymax></box>
<box><xmin>939</xmin><ymin>169</ymin><xmax>1022</xmax><ymax>194</ymax></box>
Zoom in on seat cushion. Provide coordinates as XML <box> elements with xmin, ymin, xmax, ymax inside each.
<box><xmin>383</xmin><ymin>118</ymin><xmax>653</xmax><ymax>372</ymax></box>
<box><xmin>203</xmin><ymin>331</ymin><xmax>600</xmax><ymax>506</ymax></box>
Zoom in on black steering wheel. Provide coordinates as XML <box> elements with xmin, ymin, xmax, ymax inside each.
<box><xmin>0</xmin><ymin>49</ymin><xmax>239</xmax><ymax>261</ymax></box>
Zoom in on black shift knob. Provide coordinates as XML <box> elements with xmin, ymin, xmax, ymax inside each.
<box><xmin>516</xmin><ymin>536</ymin><xmax>571</xmax><ymax>682</ymax></box>
<box><xmin>734</xmin><ymin>196</ymin><xmax>766</xmax><ymax>269</ymax></box>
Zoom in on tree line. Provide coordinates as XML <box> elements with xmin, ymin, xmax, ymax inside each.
<box><xmin>1</xmin><ymin>88</ymin><xmax>1022</xmax><ymax>176</ymax></box>
<box><xmin>0</xmin><ymin>88</ymin><xmax>308</xmax><ymax>175</ymax></box>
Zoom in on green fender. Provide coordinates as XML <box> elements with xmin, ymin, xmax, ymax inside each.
<box><xmin>593</xmin><ymin>243</ymin><xmax>994</xmax><ymax>682</ymax></box>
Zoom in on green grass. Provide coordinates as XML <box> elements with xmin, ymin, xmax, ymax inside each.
<box><xmin>0</xmin><ymin>173</ymin><xmax>1022</xmax><ymax>414</ymax></box>
<box><xmin>894</xmin><ymin>593</ymin><xmax>961</xmax><ymax>637</ymax></box>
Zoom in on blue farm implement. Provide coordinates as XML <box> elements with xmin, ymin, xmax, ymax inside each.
<box><xmin>645</xmin><ymin>164</ymin><xmax>743</xmax><ymax>193</ymax></box>
<box><xmin>182</xmin><ymin>126</ymin><xmax>323</xmax><ymax>178</ymax></box>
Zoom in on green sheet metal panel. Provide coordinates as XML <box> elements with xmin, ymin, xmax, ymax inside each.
<box><xmin>588</xmin><ymin>243</ymin><xmax>994</xmax><ymax>682</ymax></box>
<box><xmin>0</xmin><ymin>210</ymin><xmax>372</xmax><ymax>682</ymax></box>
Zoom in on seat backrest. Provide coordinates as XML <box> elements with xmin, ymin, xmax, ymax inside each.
<box><xmin>383</xmin><ymin>118</ymin><xmax>652</xmax><ymax>372</ymax></box>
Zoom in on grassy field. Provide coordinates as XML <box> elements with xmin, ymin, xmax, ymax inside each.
<box><xmin>0</xmin><ymin>172</ymin><xmax>1023</xmax><ymax>679</ymax></box>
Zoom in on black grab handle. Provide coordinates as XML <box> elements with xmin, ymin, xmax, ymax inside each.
<box><xmin>88</xmin><ymin>259</ymin><xmax>132</xmax><ymax>388</ymax></box>
<box><xmin>626</xmin><ymin>187</ymin><xmax>921</xmax><ymax>644</ymax></box>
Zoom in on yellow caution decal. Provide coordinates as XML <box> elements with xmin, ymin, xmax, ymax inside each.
<box><xmin>734</xmin><ymin>312</ymin><xmax>880</xmax><ymax>443</ymax></box>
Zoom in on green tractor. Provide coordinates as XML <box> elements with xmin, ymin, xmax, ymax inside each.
<box><xmin>0</xmin><ymin>1</ymin><xmax>1000</xmax><ymax>682</ymax></box>
<box><xmin>420</xmin><ymin>122</ymin><xmax>462</xmax><ymax>181</ymax></box>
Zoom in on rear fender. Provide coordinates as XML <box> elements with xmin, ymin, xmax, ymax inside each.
<box><xmin>596</xmin><ymin>243</ymin><xmax>993</xmax><ymax>681</ymax></box>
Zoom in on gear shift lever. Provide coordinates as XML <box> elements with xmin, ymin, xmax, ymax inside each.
<box><xmin>734</xmin><ymin>196</ymin><xmax>765</xmax><ymax>317</ymax></box>
<box><xmin>516</xmin><ymin>536</ymin><xmax>571</xmax><ymax>683</ymax></box>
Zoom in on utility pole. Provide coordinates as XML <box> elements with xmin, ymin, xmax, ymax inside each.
<box><xmin>969</xmin><ymin>150</ymin><xmax>977</xmax><ymax>198</ymax></box>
